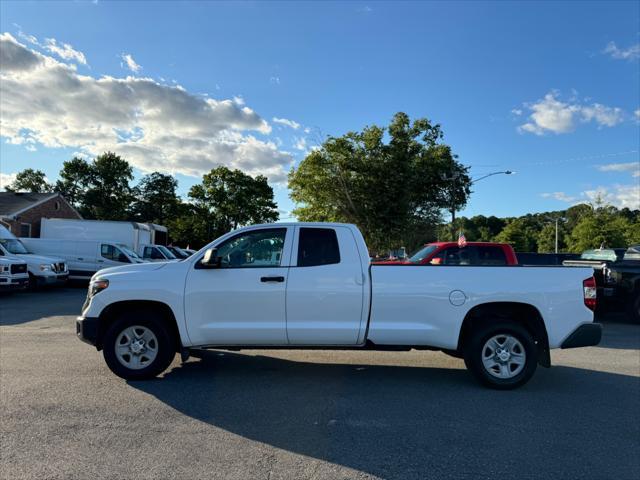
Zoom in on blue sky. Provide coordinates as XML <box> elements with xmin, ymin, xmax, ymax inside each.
<box><xmin>1</xmin><ymin>0</ymin><xmax>638</xmax><ymax>219</ymax></box>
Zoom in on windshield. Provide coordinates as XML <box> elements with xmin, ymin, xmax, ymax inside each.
<box><xmin>118</xmin><ymin>244</ymin><xmax>140</xmax><ymax>259</ymax></box>
<box><xmin>408</xmin><ymin>245</ymin><xmax>439</xmax><ymax>264</ymax></box>
<box><xmin>157</xmin><ymin>245</ymin><xmax>177</xmax><ymax>259</ymax></box>
<box><xmin>170</xmin><ymin>247</ymin><xmax>189</xmax><ymax>259</ymax></box>
<box><xmin>580</xmin><ymin>249</ymin><xmax>619</xmax><ymax>262</ymax></box>
<box><xmin>0</xmin><ymin>238</ymin><xmax>30</xmax><ymax>255</ymax></box>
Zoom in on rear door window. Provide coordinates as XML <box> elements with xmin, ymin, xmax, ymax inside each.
<box><xmin>475</xmin><ymin>246</ymin><xmax>507</xmax><ymax>265</ymax></box>
<box><xmin>297</xmin><ymin>228</ymin><xmax>341</xmax><ymax>267</ymax></box>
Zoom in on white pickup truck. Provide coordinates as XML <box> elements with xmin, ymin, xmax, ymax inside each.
<box><xmin>77</xmin><ymin>223</ymin><xmax>601</xmax><ymax>389</ymax></box>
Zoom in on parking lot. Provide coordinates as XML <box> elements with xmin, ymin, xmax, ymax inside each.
<box><xmin>1</xmin><ymin>287</ymin><xmax>639</xmax><ymax>480</ymax></box>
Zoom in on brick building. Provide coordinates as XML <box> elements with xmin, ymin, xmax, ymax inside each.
<box><xmin>0</xmin><ymin>192</ymin><xmax>82</xmax><ymax>238</ymax></box>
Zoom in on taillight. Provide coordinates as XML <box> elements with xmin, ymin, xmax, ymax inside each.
<box><xmin>583</xmin><ymin>276</ymin><xmax>597</xmax><ymax>311</ymax></box>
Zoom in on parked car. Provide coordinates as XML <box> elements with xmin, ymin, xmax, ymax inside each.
<box><xmin>20</xmin><ymin>238</ymin><xmax>146</xmax><ymax>281</ymax></box>
<box><xmin>77</xmin><ymin>222</ymin><xmax>600</xmax><ymax>389</ymax></box>
<box><xmin>0</xmin><ymin>257</ymin><xmax>29</xmax><ymax>292</ymax></box>
<box><xmin>0</xmin><ymin>226</ymin><xmax>68</xmax><ymax>288</ymax></box>
<box><xmin>376</xmin><ymin>242</ymin><xmax>518</xmax><ymax>266</ymax></box>
<box><xmin>564</xmin><ymin>247</ymin><xmax>640</xmax><ymax>322</ymax></box>
<box><xmin>139</xmin><ymin>244</ymin><xmax>178</xmax><ymax>262</ymax></box>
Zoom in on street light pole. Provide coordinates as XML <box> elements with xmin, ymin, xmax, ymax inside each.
<box><xmin>448</xmin><ymin>170</ymin><xmax>514</xmax><ymax>241</ymax></box>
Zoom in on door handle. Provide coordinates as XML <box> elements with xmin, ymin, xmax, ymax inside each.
<box><xmin>260</xmin><ymin>276</ymin><xmax>285</xmax><ymax>283</ymax></box>
<box><xmin>77</xmin><ymin>257</ymin><xmax>84</xmax><ymax>261</ymax></box>
<box><xmin>97</xmin><ymin>260</ymin><xmax>104</xmax><ymax>263</ymax></box>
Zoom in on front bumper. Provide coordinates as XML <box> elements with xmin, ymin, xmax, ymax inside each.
<box><xmin>76</xmin><ymin>316</ymin><xmax>99</xmax><ymax>347</ymax></box>
<box><xmin>36</xmin><ymin>273</ymin><xmax>69</xmax><ymax>286</ymax></box>
<box><xmin>0</xmin><ymin>276</ymin><xmax>29</xmax><ymax>291</ymax></box>
<box><xmin>561</xmin><ymin>323</ymin><xmax>602</xmax><ymax>349</ymax></box>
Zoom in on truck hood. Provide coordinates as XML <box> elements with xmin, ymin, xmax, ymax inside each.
<box><xmin>16</xmin><ymin>253</ymin><xmax>65</xmax><ymax>264</ymax></box>
<box><xmin>93</xmin><ymin>261</ymin><xmax>169</xmax><ymax>280</ymax></box>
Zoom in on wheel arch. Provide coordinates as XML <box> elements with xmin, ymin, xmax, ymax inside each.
<box><xmin>96</xmin><ymin>300</ymin><xmax>182</xmax><ymax>352</ymax></box>
<box><xmin>457</xmin><ymin>301</ymin><xmax>551</xmax><ymax>367</ymax></box>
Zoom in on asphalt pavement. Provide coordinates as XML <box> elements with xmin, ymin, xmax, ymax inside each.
<box><xmin>1</xmin><ymin>287</ymin><xmax>639</xmax><ymax>479</ymax></box>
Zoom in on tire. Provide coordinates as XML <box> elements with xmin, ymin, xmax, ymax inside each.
<box><xmin>463</xmin><ymin>321</ymin><xmax>538</xmax><ymax>390</ymax></box>
<box><xmin>103</xmin><ymin>310</ymin><xmax>176</xmax><ymax>380</ymax></box>
<box><xmin>28</xmin><ymin>273</ymin><xmax>38</xmax><ymax>291</ymax></box>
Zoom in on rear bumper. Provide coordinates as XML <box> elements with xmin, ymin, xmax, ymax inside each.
<box><xmin>561</xmin><ymin>323</ymin><xmax>602</xmax><ymax>349</ymax></box>
<box><xmin>76</xmin><ymin>316</ymin><xmax>99</xmax><ymax>347</ymax></box>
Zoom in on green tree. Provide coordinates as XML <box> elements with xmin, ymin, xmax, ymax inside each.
<box><xmin>494</xmin><ymin>217</ymin><xmax>539</xmax><ymax>252</ymax></box>
<box><xmin>55</xmin><ymin>157</ymin><xmax>92</xmax><ymax>208</ymax></box>
<box><xmin>181</xmin><ymin>166</ymin><xmax>279</xmax><ymax>246</ymax></box>
<box><xmin>536</xmin><ymin>223</ymin><xmax>564</xmax><ymax>253</ymax></box>
<box><xmin>288</xmin><ymin>112</ymin><xmax>470</xmax><ymax>252</ymax></box>
<box><xmin>567</xmin><ymin>205</ymin><xmax>631</xmax><ymax>252</ymax></box>
<box><xmin>81</xmin><ymin>152</ymin><xmax>134</xmax><ymax>220</ymax></box>
<box><xmin>5</xmin><ymin>169</ymin><xmax>52</xmax><ymax>193</ymax></box>
<box><xmin>131</xmin><ymin>172</ymin><xmax>181</xmax><ymax>224</ymax></box>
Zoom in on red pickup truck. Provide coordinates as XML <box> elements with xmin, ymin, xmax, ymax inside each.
<box><xmin>378</xmin><ymin>242</ymin><xmax>518</xmax><ymax>266</ymax></box>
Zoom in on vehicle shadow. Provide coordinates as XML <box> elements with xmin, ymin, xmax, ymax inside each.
<box><xmin>130</xmin><ymin>351</ymin><xmax>640</xmax><ymax>479</ymax></box>
<box><xmin>595</xmin><ymin>322</ymin><xmax>640</xmax><ymax>350</ymax></box>
<box><xmin>0</xmin><ymin>287</ymin><xmax>85</xmax><ymax>326</ymax></box>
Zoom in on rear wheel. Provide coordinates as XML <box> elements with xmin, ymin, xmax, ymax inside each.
<box><xmin>463</xmin><ymin>321</ymin><xmax>537</xmax><ymax>389</ymax></box>
<box><xmin>103</xmin><ymin>311</ymin><xmax>176</xmax><ymax>380</ymax></box>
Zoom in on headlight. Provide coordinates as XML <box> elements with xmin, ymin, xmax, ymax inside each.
<box><xmin>39</xmin><ymin>264</ymin><xmax>52</xmax><ymax>272</ymax></box>
<box><xmin>89</xmin><ymin>279</ymin><xmax>109</xmax><ymax>297</ymax></box>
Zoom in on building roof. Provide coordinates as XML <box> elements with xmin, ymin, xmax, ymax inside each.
<box><xmin>0</xmin><ymin>192</ymin><xmax>60</xmax><ymax>217</ymax></box>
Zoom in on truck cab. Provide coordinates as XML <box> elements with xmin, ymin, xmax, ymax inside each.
<box><xmin>380</xmin><ymin>242</ymin><xmax>518</xmax><ymax>266</ymax></box>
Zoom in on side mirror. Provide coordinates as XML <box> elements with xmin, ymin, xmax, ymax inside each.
<box><xmin>200</xmin><ymin>248</ymin><xmax>222</xmax><ymax>269</ymax></box>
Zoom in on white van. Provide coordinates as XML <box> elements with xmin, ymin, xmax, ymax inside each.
<box><xmin>20</xmin><ymin>238</ymin><xmax>146</xmax><ymax>280</ymax></box>
<box><xmin>0</xmin><ymin>226</ymin><xmax>68</xmax><ymax>287</ymax></box>
<box><xmin>0</xmin><ymin>257</ymin><xmax>29</xmax><ymax>291</ymax></box>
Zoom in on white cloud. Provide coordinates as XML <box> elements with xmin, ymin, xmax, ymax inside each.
<box><xmin>597</xmin><ymin>162</ymin><xmax>640</xmax><ymax>174</ymax></box>
<box><xmin>518</xmin><ymin>92</ymin><xmax>624</xmax><ymax>135</ymax></box>
<box><xmin>603</xmin><ymin>41</ymin><xmax>640</xmax><ymax>61</ymax></box>
<box><xmin>293</xmin><ymin>137</ymin><xmax>307</xmax><ymax>151</ymax></box>
<box><xmin>15</xmin><ymin>31</ymin><xmax>87</xmax><ymax>66</ymax></box>
<box><xmin>541</xmin><ymin>192</ymin><xmax>578</xmax><ymax>203</ymax></box>
<box><xmin>272</xmin><ymin>117</ymin><xmax>301</xmax><ymax>130</ymax></box>
<box><xmin>542</xmin><ymin>186</ymin><xmax>640</xmax><ymax>210</ymax></box>
<box><xmin>0</xmin><ymin>172</ymin><xmax>17</xmax><ymax>189</ymax></box>
<box><xmin>43</xmin><ymin>38</ymin><xmax>87</xmax><ymax>65</ymax></box>
<box><xmin>511</xmin><ymin>108</ymin><xmax>522</xmax><ymax>116</ymax></box>
<box><xmin>0</xmin><ymin>33</ymin><xmax>293</xmax><ymax>183</ymax></box>
<box><xmin>635</xmin><ymin>109</ymin><xmax>640</xmax><ymax>121</ymax></box>
<box><xmin>120</xmin><ymin>53</ymin><xmax>141</xmax><ymax>73</ymax></box>
<box><xmin>583</xmin><ymin>186</ymin><xmax>639</xmax><ymax>210</ymax></box>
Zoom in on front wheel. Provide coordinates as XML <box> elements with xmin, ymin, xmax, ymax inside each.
<box><xmin>103</xmin><ymin>312</ymin><xmax>176</xmax><ymax>380</ymax></box>
<box><xmin>463</xmin><ymin>322</ymin><xmax>537</xmax><ymax>390</ymax></box>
